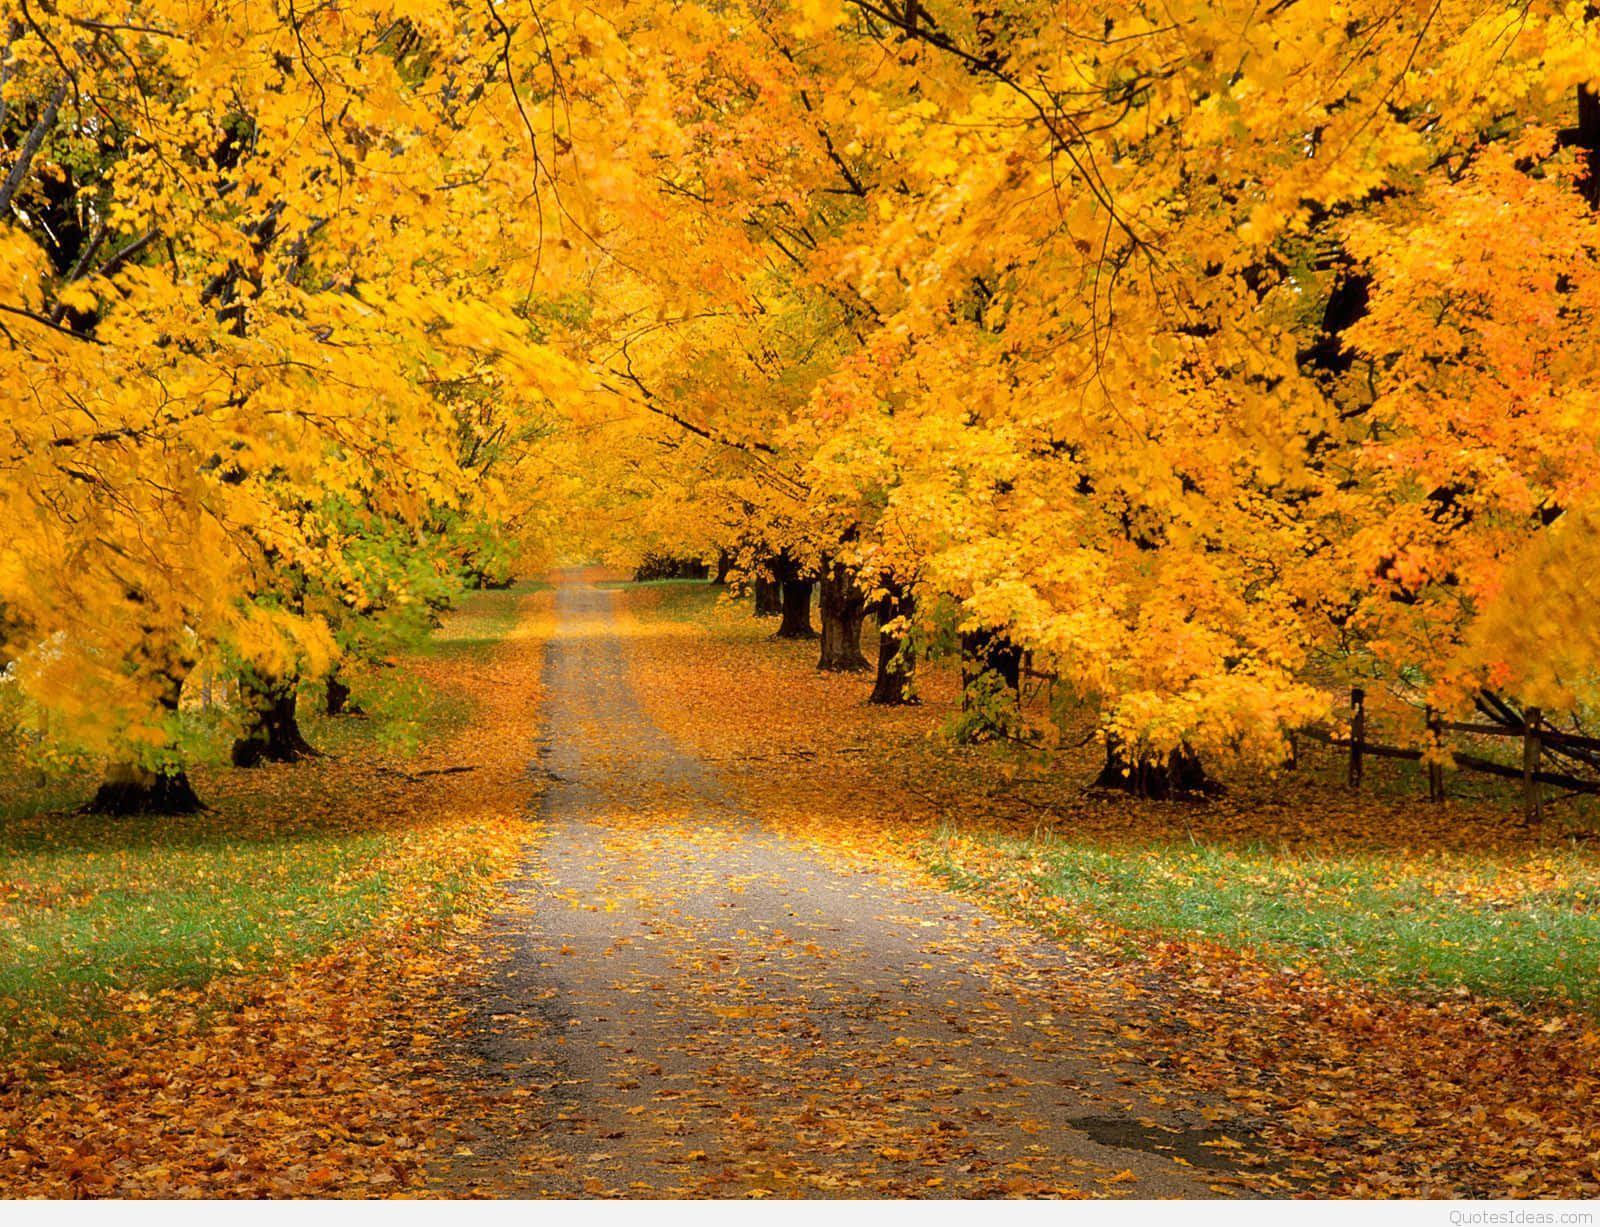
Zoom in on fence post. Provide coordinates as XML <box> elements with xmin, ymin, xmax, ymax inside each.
<box><xmin>1523</xmin><ymin>707</ymin><xmax>1543</xmax><ymax>823</ymax></box>
<box><xmin>1348</xmin><ymin>687</ymin><xmax>1365</xmax><ymax>790</ymax></box>
<box><xmin>1426</xmin><ymin>706</ymin><xmax>1445</xmax><ymax>802</ymax></box>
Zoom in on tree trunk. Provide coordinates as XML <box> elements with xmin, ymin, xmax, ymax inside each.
<box><xmin>776</xmin><ymin>579</ymin><xmax>817</xmax><ymax>639</ymax></box>
<box><xmin>754</xmin><ymin>574</ymin><xmax>782</xmax><ymax>616</ymax></box>
<box><xmin>86</xmin><ymin>670</ymin><xmax>202</xmax><ymax>815</ymax></box>
<box><xmin>233</xmin><ymin>674</ymin><xmax>318</xmax><ymax>767</ymax></box>
<box><xmin>90</xmin><ymin>763</ymin><xmax>201</xmax><ymax>815</ymax></box>
<box><xmin>88</xmin><ymin>760</ymin><xmax>203</xmax><ymax>815</ymax></box>
<box><xmin>1576</xmin><ymin>81</ymin><xmax>1600</xmax><ymax>209</ymax></box>
<box><xmin>952</xmin><ymin>627</ymin><xmax>1025</xmax><ymax>743</ymax></box>
<box><xmin>325</xmin><ymin>672</ymin><xmax>361</xmax><ymax>717</ymax></box>
<box><xmin>1093</xmin><ymin>736</ymin><xmax>1220</xmax><ymax>800</ymax></box>
<box><xmin>0</xmin><ymin>598</ymin><xmax>18</xmax><ymax>672</ymax></box>
<box><xmin>817</xmin><ymin>560</ymin><xmax>869</xmax><ymax>671</ymax></box>
<box><xmin>0</xmin><ymin>78</ymin><xmax>67</xmax><ymax>218</ymax></box>
<box><xmin>869</xmin><ymin>585</ymin><xmax>917</xmax><ymax>705</ymax></box>
<box><xmin>713</xmin><ymin>550</ymin><xmax>733</xmax><ymax>585</ymax></box>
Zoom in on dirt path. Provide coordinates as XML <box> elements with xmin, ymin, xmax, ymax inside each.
<box><xmin>440</xmin><ymin>579</ymin><xmax>1255</xmax><ymax>1198</ymax></box>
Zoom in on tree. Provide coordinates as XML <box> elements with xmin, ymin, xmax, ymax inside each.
<box><xmin>8</xmin><ymin>0</ymin><xmax>1600</xmax><ymax>808</ymax></box>
<box><xmin>569</xmin><ymin>0</ymin><xmax>1600</xmax><ymax>789</ymax></box>
<box><xmin>868</xmin><ymin>582</ymin><xmax>918</xmax><ymax>705</ymax></box>
<box><xmin>0</xmin><ymin>1</ymin><xmax>598</xmax><ymax>809</ymax></box>
<box><xmin>817</xmin><ymin>558</ymin><xmax>870</xmax><ymax>671</ymax></box>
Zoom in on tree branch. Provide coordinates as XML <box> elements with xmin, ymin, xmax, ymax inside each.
<box><xmin>0</xmin><ymin>77</ymin><xmax>68</xmax><ymax>218</ymax></box>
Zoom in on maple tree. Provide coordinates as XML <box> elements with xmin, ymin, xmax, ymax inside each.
<box><xmin>615</xmin><ymin>578</ymin><xmax>1600</xmax><ymax>1198</ymax></box>
<box><xmin>4</xmin><ymin>1</ymin><xmax>1600</xmax><ymax>790</ymax></box>
<box><xmin>11</xmin><ymin>3</ymin><xmax>1600</xmax><ymax>1204</ymax></box>
<box><xmin>0</xmin><ymin>0</ymin><xmax>592</xmax><ymax>808</ymax></box>
<box><xmin>549</xmin><ymin>0</ymin><xmax>1600</xmax><ymax>792</ymax></box>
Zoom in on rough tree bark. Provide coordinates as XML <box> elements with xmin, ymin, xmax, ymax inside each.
<box><xmin>1093</xmin><ymin>736</ymin><xmax>1219</xmax><ymax>800</ymax></box>
<box><xmin>869</xmin><ymin>583</ymin><xmax>917</xmax><ymax>705</ymax></box>
<box><xmin>325</xmin><ymin>672</ymin><xmax>362</xmax><ymax>716</ymax></box>
<box><xmin>817</xmin><ymin>559</ymin><xmax>869</xmax><ymax>671</ymax></box>
<box><xmin>232</xmin><ymin>673</ymin><xmax>318</xmax><ymax>766</ymax></box>
<box><xmin>754</xmin><ymin>573</ymin><xmax>783</xmax><ymax>616</ymax></box>
<box><xmin>88</xmin><ymin>761</ymin><xmax>203</xmax><ymax>815</ymax></box>
<box><xmin>87</xmin><ymin>670</ymin><xmax>202</xmax><ymax>815</ymax></box>
<box><xmin>771</xmin><ymin>551</ymin><xmax>817</xmax><ymax>639</ymax></box>
<box><xmin>776</xmin><ymin>580</ymin><xmax>817</xmax><ymax>639</ymax></box>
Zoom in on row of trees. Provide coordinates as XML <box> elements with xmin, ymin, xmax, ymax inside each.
<box><xmin>0</xmin><ymin>1</ymin><xmax>596</xmax><ymax>809</ymax></box>
<box><xmin>5</xmin><ymin>1</ymin><xmax>1599</xmax><ymax>805</ymax></box>
<box><xmin>565</xmin><ymin>0</ymin><xmax>1600</xmax><ymax>795</ymax></box>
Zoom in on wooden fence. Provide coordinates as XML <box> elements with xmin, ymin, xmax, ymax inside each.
<box><xmin>1297</xmin><ymin>688</ymin><xmax>1600</xmax><ymax>821</ymax></box>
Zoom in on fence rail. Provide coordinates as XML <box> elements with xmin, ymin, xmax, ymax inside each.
<box><xmin>1299</xmin><ymin>689</ymin><xmax>1600</xmax><ymax>819</ymax></box>
<box><xmin>1022</xmin><ymin>662</ymin><xmax>1591</xmax><ymax>818</ymax></box>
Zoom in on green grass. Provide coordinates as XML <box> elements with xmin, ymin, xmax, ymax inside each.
<box><xmin>638</xmin><ymin>571</ymin><xmax>1600</xmax><ymax>1016</ymax></box>
<box><xmin>420</xmin><ymin>579</ymin><xmax>547</xmax><ymax>662</ymax></box>
<box><xmin>313</xmin><ymin>581</ymin><xmax>539</xmax><ymax>756</ymax></box>
<box><xmin>927</xmin><ymin>831</ymin><xmax>1600</xmax><ymax>1013</ymax></box>
<box><xmin>0</xmin><ymin>581</ymin><xmax>536</xmax><ymax>1062</ymax></box>
<box><xmin>0</xmin><ymin>817</ymin><xmax>396</xmax><ymax>1058</ymax></box>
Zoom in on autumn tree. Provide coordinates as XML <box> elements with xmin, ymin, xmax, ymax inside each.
<box><xmin>0</xmin><ymin>2</ymin><xmax>598</xmax><ymax>809</ymax></box>
<box><xmin>566</xmin><ymin>0</ymin><xmax>1600</xmax><ymax>794</ymax></box>
<box><xmin>9</xmin><ymin>0</ymin><xmax>1600</xmax><ymax>809</ymax></box>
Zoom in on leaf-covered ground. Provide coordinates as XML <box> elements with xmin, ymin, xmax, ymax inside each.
<box><xmin>0</xmin><ymin>587</ymin><xmax>551</xmax><ymax>1197</ymax></box>
<box><xmin>6</xmin><ymin>575</ymin><xmax>1599</xmax><ymax>1198</ymax></box>
<box><xmin>613</xmin><ymin>581</ymin><xmax>1600</xmax><ymax>1198</ymax></box>
<box><xmin>432</xmin><ymin>581</ymin><xmax>1258</xmax><ymax>1198</ymax></box>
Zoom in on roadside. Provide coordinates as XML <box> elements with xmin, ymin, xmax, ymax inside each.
<box><xmin>8</xmin><ymin>574</ymin><xmax>1597</xmax><ymax>1199</ymax></box>
<box><xmin>0</xmin><ymin>584</ymin><xmax>551</xmax><ymax>1197</ymax></box>
<box><xmin>616</xmin><ymin>580</ymin><xmax>1600</xmax><ymax>1198</ymax></box>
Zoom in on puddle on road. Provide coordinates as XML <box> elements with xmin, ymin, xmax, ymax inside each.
<box><xmin>1066</xmin><ymin>1114</ymin><xmax>1258</xmax><ymax>1172</ymax></box>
